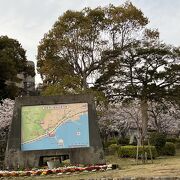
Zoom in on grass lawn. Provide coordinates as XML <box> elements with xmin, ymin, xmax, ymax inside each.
<box><xmin>7</xmin><ymin>149</ymin><xmax>180</xmax><ymax>180</ymax></box>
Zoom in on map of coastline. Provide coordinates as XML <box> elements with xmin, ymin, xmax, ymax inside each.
<box><xmin>21</xmin><ymin>103</ymin><xmax>89</xmax><ymax>151</ymax></box>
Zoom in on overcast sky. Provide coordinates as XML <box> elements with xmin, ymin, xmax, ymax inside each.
<box><xmin>0</xmin><ymin>0</ymin><xmax>180</xmax><ymax>84</ymax></box>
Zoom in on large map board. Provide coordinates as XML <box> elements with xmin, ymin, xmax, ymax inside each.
<box><xmin>21</xmin><ymin>103</ymin><xmax>89</xmax><ymax>151</ymax></box>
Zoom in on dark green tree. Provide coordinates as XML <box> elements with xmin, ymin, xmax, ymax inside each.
<box><xmin>37</xmin><ymin>7</ymin><xmax>106</xmax><ymax>92</ymax></box>
<box><xmin>107</xmin><ymin>2</ymin><xmax>148</xmax><ymax>50</ymax></box>
<box><xmin>95</xmin><ymin>29</ymin><xmax>180</xmax><ymax>141</ymax></box>
<box><xmin>37</xmin><ymin>2</ymin><xmax>148</xmax><ymax>96</ymax></box>
<box><xmin>0</xmin><ymin>36</ymin><xmax>35</xmax><ymax>100</ymax></box>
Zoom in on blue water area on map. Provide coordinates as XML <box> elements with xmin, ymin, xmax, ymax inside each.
<box><xmin>21</xmin><ymin>114</ymin><xmax>90</xmax><ymax>151</ymax></box>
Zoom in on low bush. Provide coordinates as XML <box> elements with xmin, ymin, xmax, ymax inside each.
<box><xmin>108</xmin><ymin>144</ymin><xmax>119</xmax><ymax>155</ymax></box>
<box><xmin>166</xmin><ymin>138</ymin><xmax>175</xmax><ymax>143</ymax></box>
<box><xmin>175</xmin><ymin>142</ymin><xmax>180</xmax><ymax>149</ymax></box>
<box><xmin>118</xmin><ymin>137</ymin><xmax>129</xmax><ymax>146</ymax></box>
<box><xmin>175</xmin><ymin>139</ymin><xmax>180</xmax><ymax>148</ymax></box>
<box><xmin>162</xmin><ymin>142</ymin><xmax>176</xmax><ymax>156</ymax></box>
<box><xmin>166</xmin><ymin>138</ymin><xmax>180</xmax><ymax>150</ymax></box>
<box><xmin>166</xmin><ymin>137</ymin><xmax>178</xmax><ymax>143</ymax></box>
<box><xmin>103</xmin><ymin>138</ymin><xmax>117</xmax><ymax>148</ymax></box>
<box><xmin>118</xmin><ymin>145</ymin><xmax>158</xmax><ymax>159</ymax></box>
<box><xmin>149</xmin><ymin>132</ymin><xmax>166</xmax><ymax>155</ymax></box>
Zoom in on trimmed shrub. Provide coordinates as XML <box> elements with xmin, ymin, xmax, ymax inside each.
<box><xmin>118</xmin><ymin>137</ymin><xmax>129</xmax><ymax>146</ymax></box>
<box><xmin>166</xmin><ymin>138</ymin><xmax>180</xmax><ymax>149</ymax></box>
<box><xmin>149</xmin><ymin>132</ymin><xmax>166</xmax><ymax>155</ymax></box>
<box><xmin>103</xmin><ymin>138</ymin><xmax>117</xmax><ymax>148</ymax></box>
<box><xmin>175</xmin><ymin>142</ymin><xmax>180</xmax><ymax>149</ymax></box>
<box><xmin>175</xmin><ymin>139</ymin><xmax>180</xmax><ymax>149</ymax></box>
<box><xmin>175</xmin><ymin>139</ymin><xmax>180</xmax><ymax>148</ymax></box>
<box><xmin>108</xmin><ymin>144</ymin><xmax>119</xmax><ymax>155</ymax></box>
<box><xmin>162</xmin><ymin>142</ymin><xmax>176</xmax><ymax>156</ymax></box>
<box><xmin>166</xmin><ymin>138</ymin><xmax>178</xmax><ymax>143</ymax></box>
<box><xmin>118</xmin><ymin>145</ymin><xmax>158</xmax><ymax>159</ymax></box>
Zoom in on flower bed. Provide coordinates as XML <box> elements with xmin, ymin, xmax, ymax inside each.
<box><xmin>0</xmin><ymin>164</ymin><xmax>114</xmax><ymax>177</ymax></box>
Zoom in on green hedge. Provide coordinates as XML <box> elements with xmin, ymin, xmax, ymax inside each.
<box><xmin>118</xmin><ymin>145</ymin><xmax>158</xmax><ymax>159</ymax></box>
<box><xmin>175</xmin><ymin>142</ymin><xmax>180</xmax><ymax>149</ymax></box>
<box><xmin>167</xmin><ymin>138</ymin><xmax>180</xmax><ymax>143</ymax></box>
<box><xmin>103</xmin><ymin>138</ymin><xmax>117</xmax><ymax>148</ymax></box>
<box><xmin>166</xmin><ymin>138</ymin><xmax>177</xmax><ymax>143</ymax></box>
<box><xmin>107</xmin><ymin>144</ymin><xmax>119</xmax><ymax>155</ymax></box>
<box><xmin>162</xmin><ymin>142</ymin><xmax>176</xmax><ymax>156</ymax></box>
<box><xmin>166</xmin><ymin>138</ymin><xmax>180</xmax><ymax>149</ymax></box>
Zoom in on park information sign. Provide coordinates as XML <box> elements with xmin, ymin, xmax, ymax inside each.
<box><xmin>5</xmin><ymin>95</ymin><xmax>105</xmax><ymax>169</ymax></box>
<box><xmin>21</xmin><ymin>103</ymin><xmax>90</xmax><ymax>151</ymax></box>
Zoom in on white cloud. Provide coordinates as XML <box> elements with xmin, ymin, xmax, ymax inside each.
<box><xmin>131</xmin><ymin>0</ymin><xmax>180</xmax><ymax>46</ymax></box>
<box><xmin>0</xmin><ymin>0</ymin><xmax>180</xmax><ymax>84</ymax></box>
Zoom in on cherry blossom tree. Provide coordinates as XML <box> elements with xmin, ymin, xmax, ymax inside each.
<box><xmin>148</xmin><ymin>101</ymin><xmax>180</xmax><ymax>135</ymax></box>
<box><xmin>98</xmin><ymin>101</ymin><xmax>180</xmax><ymax>143</ymax></box>
<box><xmin>0</xmin><ymin>99</ymin><xmax>14</xmax><ymax>140</ymax></box>
<box><xmin>98</xmin><ymin>101</ymin><xmax>142</xmax><ymax>142</ymax></box>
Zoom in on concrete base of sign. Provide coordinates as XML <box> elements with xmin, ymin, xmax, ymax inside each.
<box><xmin>5</xmin><ymin>147</ymin><xmax>104</xmax><ymax>169</ymax></box>
<box><xmin>5</xmin><ymin>95</ymin><xmax>105</xmax><ymax>170</ymax></box>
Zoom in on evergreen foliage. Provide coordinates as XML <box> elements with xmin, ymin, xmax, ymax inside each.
<box><xmin>0</xmin><ymin>36</ymin><xmax>35</xmax><ymax>100</ymax></box>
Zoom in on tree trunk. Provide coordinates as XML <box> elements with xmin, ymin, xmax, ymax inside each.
<box><xmin>140</xmin><ymin>99</ymin><xmax>149</xmax><ymax>163</ymax></box>
<box><xmin>82</xmin><ymin>74</ymin><xmax>88</xmax><ymax>90</ymax></box>
<box><xmin>140</xmin><ymin>99</ymin><xmax>149</xmax><ymax>141</ymax></box>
